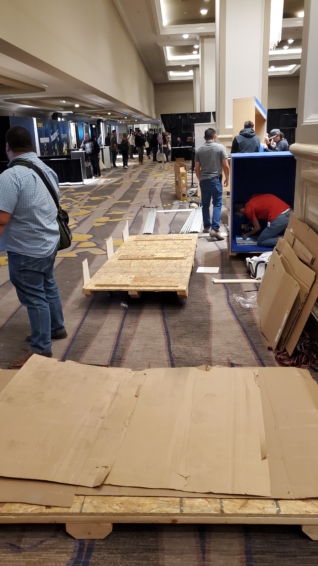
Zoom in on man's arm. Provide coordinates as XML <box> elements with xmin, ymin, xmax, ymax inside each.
<box><xmin>194</xmin><ymin>162</ymin><xmax>201</xmax><ymax>182</ymax></box>
<box><xmin>222</xmin><ymin>158</ymin><xmax>229</xmax><ymax>187</ymax></box>
<box><xmin>242</xmin><ymin>218</ymin><xmax>261</xmax><ymax>239</ymax></box>
<box><xmin>231</xmin><ymin>138</ymin><xmax>238</xmax><ymax>153</ymax></box>
<box><xmin>0</xmin><ymin>211</ymin><xmax>11</xmax><ymax>237</ymax></box>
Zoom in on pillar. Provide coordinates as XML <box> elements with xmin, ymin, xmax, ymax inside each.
<box><xmin>193</xmin><ymin>67</ymin><xmax>201</xmax><ymax>113</ymax></box>
<box><xmin>290</xmin><ymin>0</ymin><xmax>318</xmax><ymax>233</ymax></box>
<box><xmin>199</xmin><ymin>37</ymin><xmax>216</xmax><ymax>114</ymax></box>
<box><xmin>215</xmin><ymin>0</ymin><xmax>271</xmax><ymax>152</ymax></box>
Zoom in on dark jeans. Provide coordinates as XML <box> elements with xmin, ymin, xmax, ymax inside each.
<box><xmin>200</xmin><ymin>176</ymin><xmax>223</xmax><ymax>231</ymax></box>
<box><xmin>257</xmin><ymin>210</ymin><xmax>291</xmax><ymax>247</ymax></box>
<box><xmin>8</xmin><ymin>247</ymin><xmax>65</xmax><ymax>354</ymax></box>
<box><xmin>111</xmin><ymin>149</ymin><xmax>117</xmax><ymax>167</ymax></box>
<box><xmin>129</xmin><ymin>145</ymin><xmax>135</xmax><ymax>159</ymax></box>
<box><xmin>90</xmin><ymin>154</ymin><xmax>100</xmax><ymax>177</ymax></box>
<box><xmin>137</xmin><ymin>147</ymin><xmax>144</xmax><ymax>163</ymax></box>
<box><xmin>152</xmin><ymin>146</ymin><xmax>158</xmax><ymax>161</ymax></box>
<box><xmin>122</xmin><ymin>150</ymin><xmax>128</xmax><ymax>167</ymax></box>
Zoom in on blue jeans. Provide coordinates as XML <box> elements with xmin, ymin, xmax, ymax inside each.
<box><xmin>257</xmin><ymin>210</ymin><xmax>291</xmax><ymax>247</ymax></box>
<box><xmin>111</xmin><ymin>150</ymin><xmax>117</xmax><ymax>166</ymax></box>
<box><xmin>8</xmin><ymin>248</ymin><xmax>65</xmax><ymax>354</ymax></box>
<box><xmin>200</xmin><ymin>176</ymin><xmax>223</xmax><ymax>231</ymax></box>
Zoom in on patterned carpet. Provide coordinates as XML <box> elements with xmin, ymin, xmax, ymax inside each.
<box><xmin>0</xmin><ymin>159</ymin><xmax>317</xmax><ymax>564</ymax></box>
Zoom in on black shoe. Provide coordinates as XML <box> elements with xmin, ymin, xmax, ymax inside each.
<box><xmin>26</xmin><ymin>329</ymin><xmax>68</xmax><ymax>342</ymax></box>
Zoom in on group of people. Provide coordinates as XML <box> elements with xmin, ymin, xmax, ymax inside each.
<box><xmin>195</xmin><ymin>125</ymin><xmax>292</xmax><ymax>247</ymax></box>
<box><xmin>231</xmin><ymin>121</ymin><xmax>289</xmax><ymax>153</ymax></box>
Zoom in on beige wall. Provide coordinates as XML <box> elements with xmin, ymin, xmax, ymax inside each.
<box><xmin>268</xmin><ymin>77</ymin><xmax>300</xmax><ymax>110</ymax></box>
<box><xmin>0</xmin><ymin>0</ymin><xmax>155</xmax><ymax>118</ymax></box>
<box><xmin>155</xmin><ymin>82</ymin><xmax>194</xmax><ymax>117</ymax></box>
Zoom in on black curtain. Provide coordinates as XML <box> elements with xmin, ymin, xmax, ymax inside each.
<box><xmin>161</xmin><ymin>112</ymin><xmax>211</xmax><ymax>146</ymax></box>
<box><xmin>267</xmin><ymin>108</ymin><xmax>297</xmax><ymax>145</ymax></box>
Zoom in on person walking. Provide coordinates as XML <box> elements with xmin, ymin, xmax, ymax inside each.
<box><xmin>110</xmin><ymin>129</ymin><xmax>118</xmax><ymax>167</ymax></box>
<box><xmin>194</xmin><ymin>128</ymin><xmax>229</xmax><ymax>240</ymax></box>
<box><xmin>128</xmin><ymin>131</ymin><xmax>135</xmax><ymax>160</ymax></box>
<box><xmin>121</xmin><ymin>133</ymin><xmax>129</xmax><ymax>169</ymax></box>
<box><xmin>81</xmin><ymin>133</ymin><xmax>96</xmax><ymax>177</ymax></box>
<box><xmin>90</xmin><ymin>135</ymin><xmax>101</xmax><ymax>177</ymax></box>
<box><xmin>0</xmin><ymin>126</ymin><xmax>67</xmax><ymax>369</ymax></box>
<box><xmin>135</xmin><ymin>131</ymin><xmax>145</xmax><ymax>164</ymax></box>
<box><xmin>150</xmin><ymin>132</ymin><xmax>158</xmax><ymax>162</ymax></box>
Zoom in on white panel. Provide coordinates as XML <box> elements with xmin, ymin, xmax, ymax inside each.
<box><xmin>303</xmin><ymin>1</ymin><xmax>318</xmax><ymax>124</ymax></box>
<box><xmin>200</xmin><ymin>37</ymin><xmax>216</xmax><ymax>112</ymax></box>
<box><xmin>225</xmin><ymin>0</ymin><xmax>265</xmax><ymax>128</ymax></box>
<box><xmin>195</xmin><ymin>123</ymin><xmax>216</xmax><ymax>149</ymax></box>
<box><xmin>193</xmin><ymin>68</ymin><xmax>201</xmax><ymax>112</ymax></box>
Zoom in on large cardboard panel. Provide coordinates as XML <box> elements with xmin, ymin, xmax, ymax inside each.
<box><xmin>0</xmin><ymin>356</ymin><xmax>143</xmax><ymax>487</ymax></box>
<box><xmin>258</xmin><ymin>368</ymin><xmax>318</xmax><ymax>499</ymax></box>
<box><xmin>275</xmin><ymin>239</ymin><xmax>315</xmax><ymax>350</ymax></box>
<box><xmin>285</xmin><ymin>212</ymin><xmax>318</xmax><ymax>273</ymax></box>
<box><xmin>0</xmin><ymin>478</ymin><xmax>76</xmax><ymax>507</ymax></box>
<box><xmin>0</xmin><ymin>370</ymin><xmax>18</xmax><ymax>394</ymax></box>
<box><xmin>106</xmin><ymin>367</ymin><xmax>271</xmax><ymax>497</ymax></box>
<box><xmin>258</xmin><ymin>250</ymin><xmax>300</xmax><ymax>349</ymax></box>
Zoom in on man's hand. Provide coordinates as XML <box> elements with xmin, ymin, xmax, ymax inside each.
<box><xmin>0</xmin><ymin>211</ymin><xmax>11</xmax><ymax>237</ymax></box>
<box><xmin>223</xmin><ymin>179</ymin><xmax>229</xmax><ymax>187</ymax></box>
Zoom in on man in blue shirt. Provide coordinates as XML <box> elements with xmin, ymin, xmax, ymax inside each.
<box><xmin>0</xmin><ymin>126</ymin><xmax>67</xmax><ymax>368</ymax></box>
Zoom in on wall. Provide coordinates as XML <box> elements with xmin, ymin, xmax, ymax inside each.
<box><xmin>268</xmin><ymin>77</ymin><xmax>300</xmax><ymax>110</ymax></box>
<box><xmin>154</xmin><ymin>82</ymin><xmax>194</xmax><ymax>118</ymax></box>
<box><xmin>0</xmin><ymin>0</ymin><xmax>155</xmax><ymax>118</ymax></box>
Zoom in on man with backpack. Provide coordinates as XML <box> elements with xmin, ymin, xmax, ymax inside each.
<box><xmin>0</xmin><ymin>126</ymin><xmax>66</xmax><ymax>368</ymax></box>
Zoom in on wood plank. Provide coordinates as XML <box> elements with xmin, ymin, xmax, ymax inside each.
<box><xmin>66</xmin><ymin>522</ymin><xmax>113</xmax><ymax>539</ymax></box>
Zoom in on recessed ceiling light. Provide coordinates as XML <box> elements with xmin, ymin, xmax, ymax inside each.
<box><xmin>194</xmin><ymin>44</ymin><xmax>199</xmax><ymax>49</ymax></box>
<box><xmin>287</xmin><ymin>39</ymin><xmax>294</xmax><ymax>44</ymax></box>
<box><xmin>183</xmin><ymin>34</ymin><xmax>189</xmax><ymax>39</ymax></box>
<box><xmin>270</xmin><ymin>66</ymin><xmax>275</xmax><ymax>69</ymax></box>
<box><xmin>60</xmin><ymin>100</ymin><xmax>66</xmax><ymax>103</ymax></box>
<box><xmin>193</xmin><ymin>50</ymin><xmax>198</xmax><ymax>54</ymax></box>
<box><xmin>74</xmin><ymin>104</ymin><xmax>80</xmax><ymax>107</ymax></box>
<box><xmin>297</xmin><ymin>11</ymin><xmax>304</xmax><ymax>17</ymax></box>
<box><xmin>200</xmin><ymin>9</ymin><xmax>208</xmax><ymax>15</ymax></box>
<box><xmin>182</xmin><ymin>64</ymin><xmax>186</xmax><ymax>67</ymax></box>
<box><xmin>108</xmin><ymin>112</ymin><xmax>111</xmax><ymax>115</ymax></box>
<box><xmin>125</xmin><ymin>117</ymin><xmax>127</xmax><ymax>119</ymax></box>
<box><xmin>283</xmin><ymin>45</ymin><xmax>289</xmax><ymax>50</ymax></box>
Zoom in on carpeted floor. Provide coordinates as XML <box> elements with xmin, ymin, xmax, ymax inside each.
<box><xmin>0</xmin><ymin>159</ymin><xmax>317</xmax><ymax>564</ymax></box>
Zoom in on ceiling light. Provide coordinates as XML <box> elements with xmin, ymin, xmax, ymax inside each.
<box><xmin>270</xmin><ymin>65</ymin><xmax>275</xmax><ymax>69</ymax></box>
<box><xmin>74</xmin><ymin>104</ymin><xmax>80</xmax><ymax>107</ymax></box>
<box><xmin>297</xmin><ymin>11</ymin><xmax>304</xmax><ymax>17</ymax></box>
<box><xmin>183</xmin><ymin>34</ymin><xmax>189</xmax><ymax>39</ymax></box>
<box><xmin>194</xmin><ymin>44</ymin><xmax>199</xmax><ymax>49</ymax></box>
<box><xmin>125</xmin><ymin>117</ymin><xmax>127</xmax><ymax>119</ymax></box>
<box><xmin>60</xmin><ymin>100</ymin><xmax>66</xmax><ymax>103</ymax></box>
<box><xmin>287</xmin><ymin>39</ymin><xmax>294</xmax><ymax>44</ymax></box>
<box><xmin>283</xmin><ymin>45</ymin><xmax>289</xmax><ymax>50</ymax></box>
<box><xmin>108</xmin><ymin>112</ymin><xmax>111</xmax><ymax>115</ymax></box>
<box><xmin>193</xmin><ymin>50</ymin><xmax>198</xmax><ymax>54</ymax></box>
<box><xmin>182</xmin><ymin>64</ymin><xmax>186</xmax><ymax>67</ymax></box>
<box><xmin>200</xmin><ymin>9</ymin><xmax>208</xmax><ymax>15</ymax></box>
<box><xmin>41</xmin><ymin>84</ymin><xmax>49</xmax><ymax>88</ymax></box>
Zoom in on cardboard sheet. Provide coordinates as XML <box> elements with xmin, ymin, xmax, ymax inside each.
<box><xmin>106</xmin><ymin>367</ymin><xmax>271</xmax><ymax>497</ymax></box>
<box><xmin>258</xmin><ymin>250</ymin><xmax>300</xmax><ymax>349</ymax></box>
<box><xmin>0</xmin><ymin>356</ymin><xmax>143</xmax><ymax>487</ymax></box>
<box><xmin>0</xmin><ymin>478</ymin><xmax>76</xmax><ymax>507</ymax></box>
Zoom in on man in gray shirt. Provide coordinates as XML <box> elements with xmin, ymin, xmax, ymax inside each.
<box><xmin>195</xmin><ymin>128</ymin><xmax>229</xmax><ymax>239</ymax></box>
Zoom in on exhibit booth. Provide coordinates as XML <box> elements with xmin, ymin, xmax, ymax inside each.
<box><xmin>229</xmin><ymin>152</ymin><xmax>296</xmax><ymax>254</ymax></box>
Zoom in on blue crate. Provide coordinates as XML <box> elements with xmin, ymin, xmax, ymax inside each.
<box><xmin>230</xmin><ymin>151</ymin><xmax>296</xmax><ymax>254</ymax></box>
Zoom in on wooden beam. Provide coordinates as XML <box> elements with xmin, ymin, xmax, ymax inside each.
<box><xmin>122</xmin><ymin>221</ymin><xmax>129</xmax><ymax>242</ymax></box>
<box><xmin>82</xmin><ymin>259</ymin><xmax>90</xmax><ymax>285</ymax></box>
<box><xmin>66</xmin><ymin>522</ymin><xmax>113</xmax><ymax>540</ymax></box>
<box><xmin>105</xmin><ymin>237</ymin><xmax>114</xmax><ymax>259</ymax></box>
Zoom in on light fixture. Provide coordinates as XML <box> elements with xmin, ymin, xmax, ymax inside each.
<box><xmin>74</xmin><ymin>104</ymin><xmax>80</xmax><ymax>108</ymax></box>
<box><xmin>194</xmin><ymin>44</ymin><xmax>199</xmax><ymax>49</ymax></box>
<box><xmin>108</xmin><ymin>112</ymin><xmax>111</xmax><ymax>115</ymax></box>
<box><xmin>183</xmin><ymin>34</ymin><xmax>189</xmax><ymax>39</ymax></box>
<box><xmin>125</xmin><ymin>117</ymin><xmax>127</xmax><ymax>119</ymax></box>
<box><xmin>283</xmin><ymin>45</ymin><xmax>289</xmax><ymax>50</ymax></box>
<box><xmin>193</xmin><ymin>50</ymin><xmax>198</xmax><ymax>54</ymax></box>
<box><xmin>60</xmin><ymin>100</ymin><xmax>66</xmax><ymax>103</ymax></box>
<box><xmin>297</xmin><ymin>11</ymin><xmax>304</xmax><ymax>17</ymax></box>
<box><xmin>287</xmin><ymin>39</ymin><xmax>294</xmax><ymax>44</ymax></box>
<box><xmin>270</xmin><ymin>65</ymin><xmax>275</xmax><ymax>69</ymax></box>
<box><xmin>269</xmin><ymin>0</ymin><xmax>284</xmax><ymax>50</ymax></box>
<box><xmin>182</xmin><ymin>64</ymin><xmax>186</xmax><ymax>67</ymax></box>
<box><xmin>200</xmin><ymin>9</ymin><xmax>208</xmax><ymax>15</ymax></box>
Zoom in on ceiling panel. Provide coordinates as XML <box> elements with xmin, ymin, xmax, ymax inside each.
<box><xmin>162</xmin><ymin>0</ymin><xmax>214</xmax><ymax>26</ymax></box>
<box><xmin>283</xmin><ymin>0</ymin><xmax>305</xmax><ymax>18</ymax></box>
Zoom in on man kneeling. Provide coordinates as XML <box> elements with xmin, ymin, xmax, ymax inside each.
<box><xmin>234</xmin><ymin>194</ymin><xmax>291</xmax><ymax>247</ymax></box>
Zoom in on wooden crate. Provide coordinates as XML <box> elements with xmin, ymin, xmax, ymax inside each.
<box><xmin>1</xmin><ymin>496</ymin><xmax>318</xmax><ymax>540</ymax></box>
<box><xmin>82</xmin><ymin>228</ymin><xmax>198</xmax><ymax>299</ymax></box>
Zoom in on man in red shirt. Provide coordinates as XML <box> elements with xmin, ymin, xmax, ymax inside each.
<box><xmin>234</xmin><ymin>194</ymin><xmax>291</xmax><ymax>247</ymax></box>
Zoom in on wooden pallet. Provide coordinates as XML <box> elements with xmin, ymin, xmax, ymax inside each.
<box><xmin>1</xmin><ymin>496</ymin><xmax>318</xmax><ymax>540</ymax></box>
<box><xmin>82</xmin><ymin>223</ymin><xmax>198</xmax><ymax>299</ymax></box>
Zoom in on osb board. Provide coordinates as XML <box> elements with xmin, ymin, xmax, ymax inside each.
<box><xmin>83</xmin><ymin>235</ymin><xmax>198</xmax><ymax>294</ymax></box>
<box><xmin>1</xmin><ymin>496</ymin><xmax>318</xmax><ymax>526</ymax></box>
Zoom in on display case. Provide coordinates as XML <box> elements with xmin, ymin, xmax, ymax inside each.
<box><xmin>229</xmin><ymin>152</ymin><xmax>296</xmax><ymax>254</ymax></box>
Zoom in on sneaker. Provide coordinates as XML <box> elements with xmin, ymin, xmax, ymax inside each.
<box><xmin>210</xmin><ymin>229</ymin><xmax>224</xmax><ymax>241</ymax></box>
<box><xmin>25</xmin><ymin>329</ymin><xmax>68</xmax><ymax>342</ymax></box>
<box><xmin>202</xmin><ymin>227</ymin><xmax>210</xmax><ymax>233</ymax></box>
<box><xmin>8</xmin><ymin>350</ymin><xmax>52</xmax><ymax>369</ymax></box>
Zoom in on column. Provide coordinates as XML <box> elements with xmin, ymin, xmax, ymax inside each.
<box><xmin>193</xmin><ymin>67</ymin><xmax>201</xmax><ymax>113</ymax></box>
<box><xmin>290</xmin><ymin>0</ymin><xmax>318</xmax><ymax>232</ymax></box>
<box><xmin>215</xmin><ymin>0</ymin><xmax>271</xmax><ymax>152</ymax></box>
<box><xmin>200</xmin><ymin>37</ymin><xmax>216</xmax><ymax>114</ymax></box>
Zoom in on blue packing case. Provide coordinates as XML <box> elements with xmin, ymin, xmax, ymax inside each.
<box><xmin>230</xmin><ymin>151</ymin><xmax>296</xmax><ymax>254</ymax></box>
